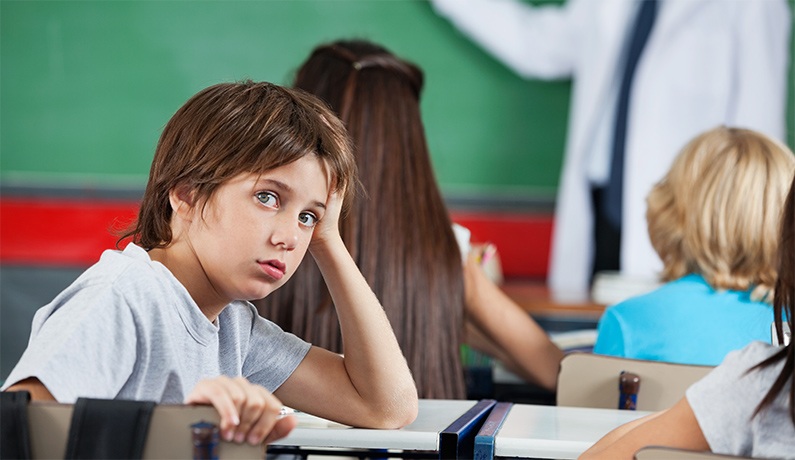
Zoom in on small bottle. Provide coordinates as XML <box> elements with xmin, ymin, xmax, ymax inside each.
<box><xmin>619</xmin><ymin>371</ymin><xmax>641</xmax><ymax>410</ymax></box>
<box><xmin>191</xmin><ymin>421</ymin><xmax>219</xmax><ymax>460</ymax></box>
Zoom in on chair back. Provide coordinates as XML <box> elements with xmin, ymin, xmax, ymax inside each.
<box><xmin>25</xmin><ymin>401</ymin><xmax>262</xmax><ymax>459</ymax></box>
<box><xmin>557</xmin><ymin>352</ymin><xmax>713</xmax><ymax>411</ymax></box>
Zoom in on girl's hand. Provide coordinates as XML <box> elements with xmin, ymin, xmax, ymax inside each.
<box><xmin>463</xmin><ymin>243</ymin><xmax>496</xmax><ymax>310</ymax></box>
<box><xmin>185</xmin><ymin>376</ymin><xmax>297</xmax><ymax>445</ymax></box>
<box><xmin>310</xmin><ymin>189</ymin><xmax>344</xmax><ymax>249</ymax></box>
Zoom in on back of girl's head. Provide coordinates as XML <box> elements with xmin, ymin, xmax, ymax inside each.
<box><xmin>292</xmin><ymin>41</ymin><xmax>429</xmax><ymax>221</ymax></box>
<box><xmin>293</xmin><ymin>40</ymin><xmax>423</xmax><ymax>119</ymax></box>
<box><xmin>259</xmin><ymin>40</ymin><xmax>466</xmax><ymax>399</ymax></box>
<box><xmin>646</xmin><ymin>126</ymin><xmax>795</xmax><ymax>301</ymax></box>
<box><xmin>124</xmin><ymin>81</ymin><xmax>355</xmax><ymax>249</ymax></box>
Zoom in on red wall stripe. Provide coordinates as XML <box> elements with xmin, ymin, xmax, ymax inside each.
<box><xmin>0</xmin><ymin>197</ymin><xmax>139</xmax><ymax>266</ymax></box>
<box><xmin>451</xmin><ymin>212</ymin><xmax>552</xmax><ymax>278</ymax></box>
<box><xmin>0</xmin><ymin>197</ymin><xmax>553</xmax><ymax>277</ymax></box>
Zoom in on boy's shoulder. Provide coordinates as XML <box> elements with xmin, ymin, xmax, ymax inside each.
<box><xmin>82</xmin><ymin>244</ymin><xmax>162</xmax><ymax>284</ymax></box>
<box><xmin>67</xmin><ymin>244</ymin><xmax>186</xmax><ymax>307</ymax></box>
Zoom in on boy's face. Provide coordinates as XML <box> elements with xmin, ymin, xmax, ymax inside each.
<box><xmin>185</xmin><ymin>155</ymin><xmax>330</xmax><ymax>304</ymax></box>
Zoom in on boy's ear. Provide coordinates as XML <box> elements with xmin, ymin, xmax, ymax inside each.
<box><xmin>168</xmin><ymin>184</ymin><xmax>197</xmax><ymax>220</ymax></box>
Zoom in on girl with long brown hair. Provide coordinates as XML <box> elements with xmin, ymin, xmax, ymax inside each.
<box><xmin>257</xmin><ymin>40</ymin><xmax>562</xmax><ymax>399</ymax></box>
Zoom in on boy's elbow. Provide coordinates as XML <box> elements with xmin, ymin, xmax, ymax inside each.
<box><xmin>364</xmin><ymin>387</ymin><xmax>419</xmax><ymax>429</ymax></box>
<box><xmin>392</xmin><ymin>391</ymin><xmax>419</xmax><ymax>428</ymax></box>
<box><xmin>385</xmin><ymin>390</ymin><xmax>420</xmax><ymax>429</ymax></box>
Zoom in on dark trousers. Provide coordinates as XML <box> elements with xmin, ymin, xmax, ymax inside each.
<box><xmin>591</xmin><ymin>186</ymin><xmax>622</xmax><ymax>281</ymax></box>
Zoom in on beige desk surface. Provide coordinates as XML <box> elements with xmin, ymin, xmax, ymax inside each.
<box><xmin>494</xmin><ymin>404</ymin><xmax>653</xmax><ymax>459</ymax></box>
<box><xmin>271</xmin><ymin>399</ymin><xmax>479</xmax><ymax>452</ymax></box>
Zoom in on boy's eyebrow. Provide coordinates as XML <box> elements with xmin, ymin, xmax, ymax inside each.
<box><xmin>259</xmin><ymin>178</ymin><xmax>326</xmax><ymax>210</ymax></box>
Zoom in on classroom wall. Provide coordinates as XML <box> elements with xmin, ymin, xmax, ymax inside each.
<box><xmin>0</xmin><ymin>0</ymin><xmax>570</xmax><ymax>202</ymax></box>
<box><xmin>0</xmin><ymin>0</ymin><xmax>571</xmax><ymax>381</ymax></box>
<box><xmin>1</xmin><ymin>0</ymin><xmax>794</xmax><ymax>381</ymax></box>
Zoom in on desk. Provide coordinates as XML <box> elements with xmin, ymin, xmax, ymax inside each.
<box><xmin>23</xmin><ymin>399</ymin><xmax>494</xmax><ymax>459</ymax></box>
<box><xmin>500</xmin><ymin>280</ymin><xmax>604</xmax><ymax>319</ymax></box>
<box><xmin>269</xmin><ymin>399</ymin><xmax>496</xmax><ymax>459</ymax></box>
<box><xmin>474</xmin><ymin>403</ymin><xmax>653</xmax><ymax>459</ymax></box>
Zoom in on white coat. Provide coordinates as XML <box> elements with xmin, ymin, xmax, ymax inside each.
<box><xmin>432</xmin><ymin>0</ymin><xmax>791</xmax><ymax>301</ymax></box>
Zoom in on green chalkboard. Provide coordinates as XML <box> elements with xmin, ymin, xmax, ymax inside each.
<box><xmin>4</xmin><ymin>1</ymin><xmax>793</xmax><ymax>203</ymax></box>
<box><xmin>0</xmin><ymin>0</ymin><xmax>570</xmax><ymax>202</ymax></box>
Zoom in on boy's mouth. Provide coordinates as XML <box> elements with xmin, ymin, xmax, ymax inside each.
<box><xmin>258</xmin><ymin>259</ymin><xmax>286</xmax><ymax>280</ymax></box>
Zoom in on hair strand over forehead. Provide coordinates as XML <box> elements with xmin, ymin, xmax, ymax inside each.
<box><xmin>119</xmin><ymin>80</ymin><xmax>356</xmax><ymax>249</ymax></box>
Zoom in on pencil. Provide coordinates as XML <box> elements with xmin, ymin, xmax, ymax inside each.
<box><xmin>479</xmin><ymin>243</ymin><xmax>496</xmax><ymax>266</ymax></box>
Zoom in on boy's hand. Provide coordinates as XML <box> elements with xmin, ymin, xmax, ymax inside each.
<box><xmin>185</xmin><ymin>376</ymin><xmax>297</xmax><ymax>445</ymax></box>
<box><xmin>310</xmin><ymin>189</ymin><xmax>344</xmax><ymax>248</ymax></box>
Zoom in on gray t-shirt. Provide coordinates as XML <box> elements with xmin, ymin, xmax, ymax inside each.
<box><xmin>2</xmin><ymin>244</ymin><xmax>311</xmax><ymax>403</ymax></box>
<box><xmin>687</xmin><ymin>341</ymin><xmax>794</xmax><ymax>459</ymax></box>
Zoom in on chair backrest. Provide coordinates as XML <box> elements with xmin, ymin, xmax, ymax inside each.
<box><xmin>634</xmin><ymin>446</ymin><xmax>752</xmax><ymax>459</ymax></box>
<box><xmin>25</xmin><ymin>401</ymin><xmax>263</xmax><ymax>459</ymax></box>
<box><xmin>557</xmin><ymin>352</ymin><xmax>714</xmax><ymax>411</ymax></box>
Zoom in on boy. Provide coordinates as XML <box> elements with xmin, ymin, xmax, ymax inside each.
<box><xmin>2</xmin><ymin>81</ymin><xmax>418</xmax><ymax>445</ymax></box>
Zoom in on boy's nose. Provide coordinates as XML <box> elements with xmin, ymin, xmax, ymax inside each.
<box><xmin>271</xmin><ymin>226</ymin><xmax>299</xmax><ymax>250</ymax></box>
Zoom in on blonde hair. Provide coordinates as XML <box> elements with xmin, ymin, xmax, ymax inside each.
<box><xmin>646</xmin><ymin>126</ymin><xmax>795</xmax><ymax>302</ymax></box>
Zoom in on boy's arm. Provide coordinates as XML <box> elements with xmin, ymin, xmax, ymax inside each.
<box><xmin>5</xmin><ymin>377</ymin><xmax>56</xmax><ymax>400</ymax></box>
<box><xmin>274</xmin><ymin>191</ymin><xmax>418</xmax><ymax>429</ymax></box>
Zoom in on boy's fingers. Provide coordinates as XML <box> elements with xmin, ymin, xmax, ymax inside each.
<box><xmin>186</xmin><ymin>377</ymin><xmax>289</xmax><ymax>445</ymax></box>
<box><xmin>185</xmin><ymin>379</ymin><xmax>241</xmax><ymax>439</ymax></box>
<box><xmin>262</xmin><ymin>414</ymin><xmax>298</xmax><ymax>445</ymax></box>
<box><xmin>234</xmin><ymin>380</ymin><xmax>273</xmax><ymax>443</ymax></box>
<box><xmin>250</xmin><ymin>386</ymin><xmax>285</xmax><ymax>443</ymax></box>
<box><xmin>244</xmin><ymin>404</ymin><xmax>283</xmax><ymax>445</ymax></box>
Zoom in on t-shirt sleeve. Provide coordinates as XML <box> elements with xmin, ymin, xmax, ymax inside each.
<box><xmin>685</xmin><ymin>342</ymin><xmax>770</xmax><ymax>455</ymax></box>
<box><xmin>593</xmin><ymin>307</ymin><xmax>626</xmax><ymax>357</ymax></box>
<box><xmin>241</xmin><ymin>306</ymin><xmax>311</xmax><ymax>392</ymax></box>
<box><xmin>2</xmin><ymin>286</ymin><xmax>138</xmax><ymax>402</ymax></box>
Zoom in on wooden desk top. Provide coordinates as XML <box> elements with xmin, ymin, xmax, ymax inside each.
<box><xmin>500</xmin><ymin>279</ymin><xmax>605</xmax><ymax>319</ymax></box>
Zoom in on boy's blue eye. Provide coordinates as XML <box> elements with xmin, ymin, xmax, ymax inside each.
<box><xmin>299</xmin><ymin>212</ymin><xmax>318</xmax><ymax>228</ymax></box>
<box><xmin>256</xmin><ymin>192</ymin><xmax>278</xmax><ymax>207</ymax></box>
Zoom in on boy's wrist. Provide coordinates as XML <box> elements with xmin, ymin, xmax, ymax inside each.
<box><xmin>309</xmin><ymin>234</ymin><xmax>347</xmax><ymax>259</ymax></box>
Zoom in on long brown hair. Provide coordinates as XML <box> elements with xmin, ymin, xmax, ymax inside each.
<box><xmin>753</xmin><ymin>172</ymin><xmax>795</xmax><ymax>424</ymax></box>
<box><xmin>257</xmin><ymin>40</ymin><xmax>466</xmax><ymax>399</ymax></box>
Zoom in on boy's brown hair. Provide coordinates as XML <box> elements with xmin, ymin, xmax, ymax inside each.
<box><xmin>121</xmin><ymin>81</ymin><xmax>356</xmax><ymax>249</ymax></box>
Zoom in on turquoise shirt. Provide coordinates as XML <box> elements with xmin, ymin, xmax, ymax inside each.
<box><xmin>593</xmin><ymin>274</ymin><xmax>773</xmax><ymax>366</ymax></box>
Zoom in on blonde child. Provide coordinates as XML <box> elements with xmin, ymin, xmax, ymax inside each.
<box><xmin>593</xmin><ymin>126</ymin><xmax>795</xmax><ymax>365</ymax></box>
<box><xmin>581</xmin><ymin>168</ymin><xmax>795</xmax><ymax>459</ymax></box>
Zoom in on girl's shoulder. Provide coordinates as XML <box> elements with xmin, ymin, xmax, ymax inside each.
<box><xmin>727</xmin><ymin>341</ymin><xmax>782</xmax><ymax>369</ymax></box>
